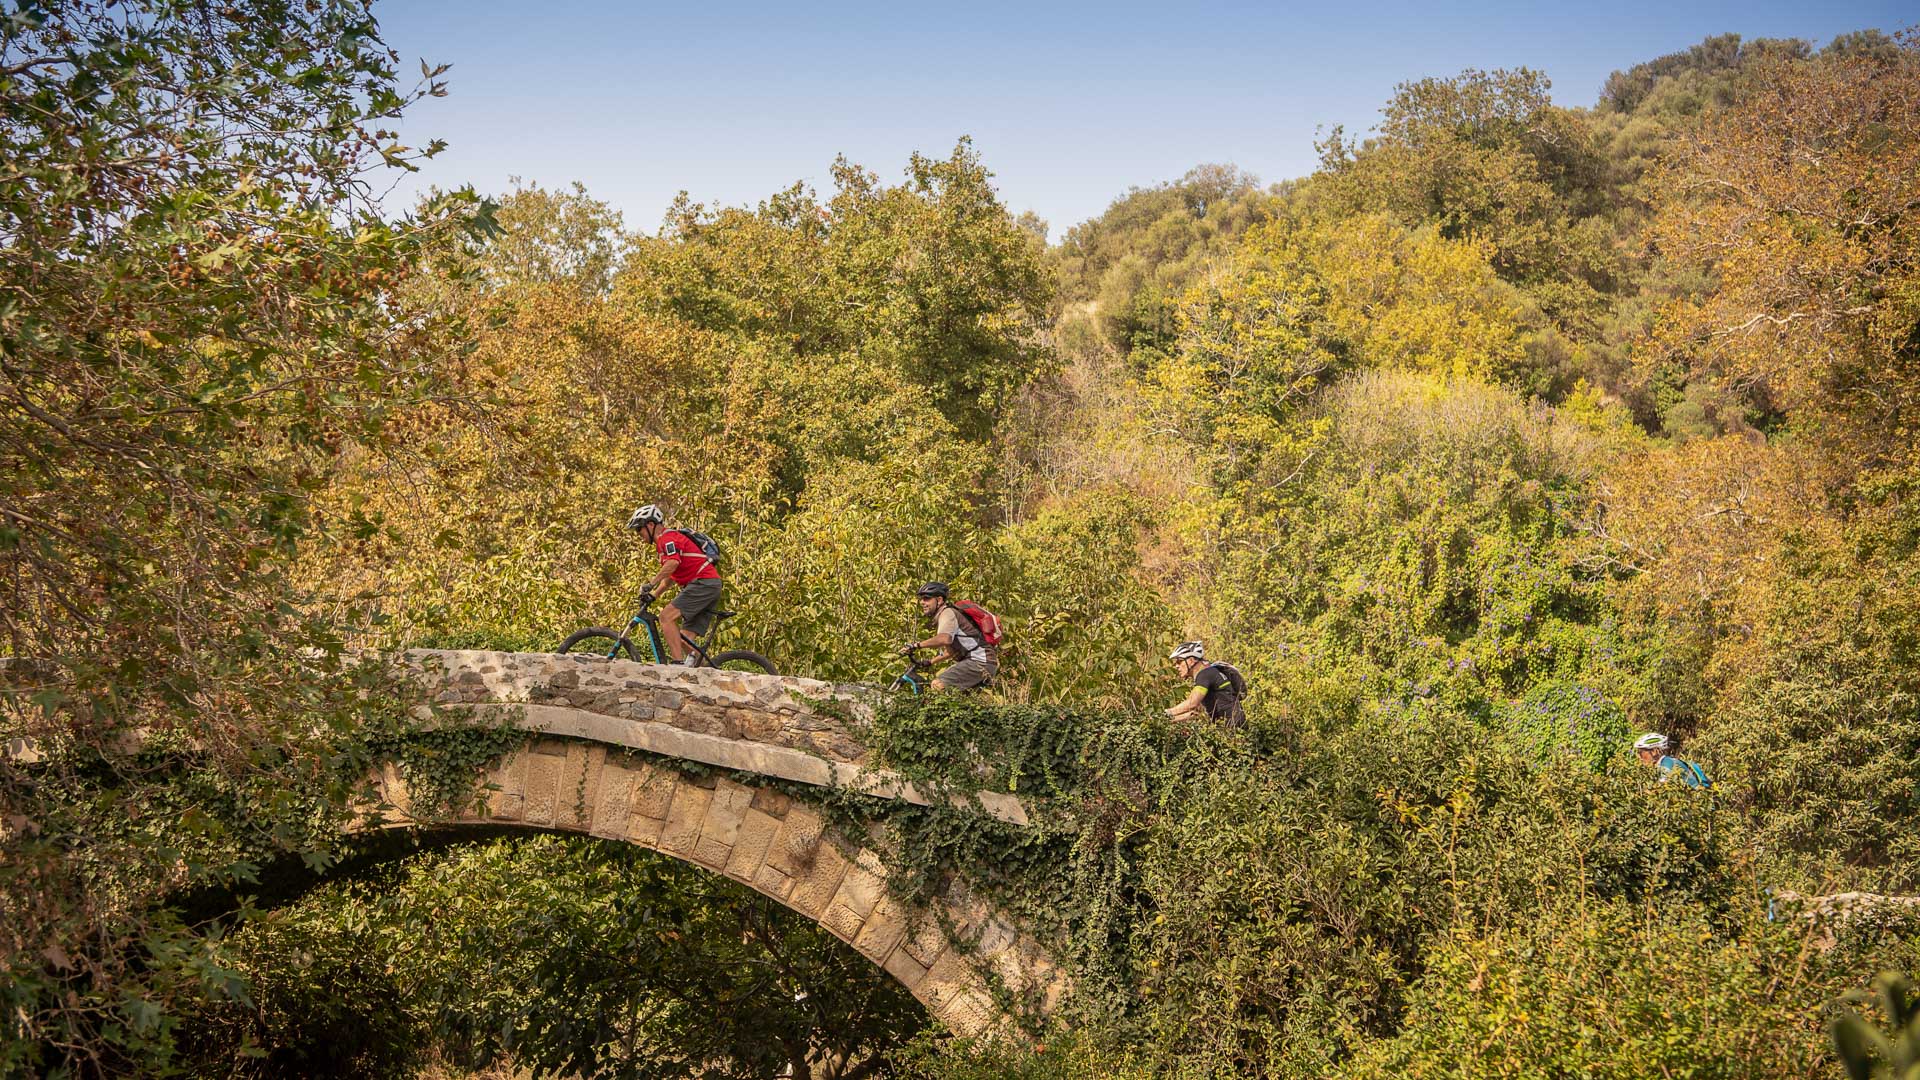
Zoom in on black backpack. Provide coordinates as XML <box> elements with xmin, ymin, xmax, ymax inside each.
<box><xmin>676</xmin><ymin>527</ymin><xmax>722</xmax><ymax>567</ymax></box>
<box><xmin>1203</xmin><ymin>662</ymin><xmax>1248</xmax><ymax>724</ymax></box>
<box><xmin>1207</xmin><ymin>661</ymin><xmax>1247</xmax><ymax>695</ymax></box>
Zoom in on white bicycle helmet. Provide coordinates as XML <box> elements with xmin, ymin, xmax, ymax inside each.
<box><xmin>627</xmin><ymin>504</ymin><xmax>665</xmax><ymax>531</ymax></box>
<box><xmin>1632</xmin><ymin>732</ymin><xmax>1670</xmax><ymax>752</ymax></box>
<box><xmin>1169</xmin><ymin>641</ymin><xmax>1206</xmax><ymax>662</ymax></box>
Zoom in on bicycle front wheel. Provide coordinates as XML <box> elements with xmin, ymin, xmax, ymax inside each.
<box><xmin>709</xmin><ymin>650</ymin><xmax>778</xmax><ymax>676</ymax></box>
<box><xmin>558</xmin><ymin>628</ymin><xmax>644</xmax><ymax>661</ymax></box>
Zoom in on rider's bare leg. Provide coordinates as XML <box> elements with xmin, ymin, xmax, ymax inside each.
<box><xmin>660</xmin><ymin>604</ymin><xmax>687</xmax><ymax>662</ymax></box>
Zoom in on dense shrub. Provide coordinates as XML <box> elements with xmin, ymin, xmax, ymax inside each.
<box><xmin>1337</xmin><ymin>900</ymin><xmax>1916</xmax><ymax>1079</ymax></box>
<box><xmin>1692</xmin><ymin>486</ymin><xmax>1920</xmax><ymax>892</ymax></box>
<box><xmin>851</xmin><ymin>685</ymin><xmax>1737</xmax><ymax>1076</ymax></box>
<box><xmin>1504</xmin><ymin>678</ymin><xmax>1631</xmax><ymax>767</ymax></box>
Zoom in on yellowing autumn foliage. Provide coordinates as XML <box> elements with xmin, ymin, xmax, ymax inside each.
<box><xmin>12</xmin><ymin>14</ymin><xmax>1920</xmax><ymax>1079</ymax></box>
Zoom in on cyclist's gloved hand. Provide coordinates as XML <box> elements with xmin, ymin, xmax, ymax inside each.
<box><xmin>899</xmin><ymin>643</ymin><xmax>918</xmax><ymax>657</ymax></box>
<box><xmin>639</xmin><ymin>587</ymin><xmax>656</xmax><ymax>605</ymax></box>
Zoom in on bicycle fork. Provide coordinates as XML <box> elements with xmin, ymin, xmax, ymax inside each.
<box><xmin>608</xmin><ymin>616</ymin><xmax>644</xmax><ymax>660</ymax></box>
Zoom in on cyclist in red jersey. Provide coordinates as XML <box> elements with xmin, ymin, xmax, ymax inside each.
<box><xmin>626</xmin><ymin>504</ymin><xmax>722</xmax><ymax>664</ymax></box>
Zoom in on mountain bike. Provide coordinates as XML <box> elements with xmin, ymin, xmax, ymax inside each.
<box><xmin>558</xmin><ymin>594</ymin><xmax>778</xmax><ymax>674</ymax></box>
<box><xmin>887</xmin><ymin>646</ymin><xmax>936</xmax><ymax>694</ymax></box>
<box><xmin>884</xmin><ymin>647</ymin><xmax>992</xmax><ymax>694</ymax></box>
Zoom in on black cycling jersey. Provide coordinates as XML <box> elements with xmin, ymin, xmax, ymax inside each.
<box><xmin>1193</xmin><ymin>662</ymin><xmax>1247</xmax><ymax>727</ymax></box>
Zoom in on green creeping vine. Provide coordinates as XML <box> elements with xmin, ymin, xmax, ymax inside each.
<box><xmin>361</xmin><ymin>719</ymin><xmax>527</xmax><ymax>821</ymax></box>
<box><xmin>833</xmin><ymin>690</ymin><xmax>1754</xmax><ymax>1068</ymax></box>
<box><xmin>845</xmin><ymin>693</ymin><xmax>1231</xmax><ymax>1030</ymax></box>
<box><xmin>626</xmin><ymin>691</ymin><xmax>1262</xmax><ymax>1032</ymax></box>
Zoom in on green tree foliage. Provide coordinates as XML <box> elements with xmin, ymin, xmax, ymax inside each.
<box><xmin>1598</xmin><ymin>32</ymin><xmax>1805</xmax><ymax>115</ymax></box>
<box><xmin>843</xmin><ymin>683</ymin><xmax>1734</xmax><ymax>1076</ymax></box>
<box><xmin>1146</xmin><ymin>369</ymin><xmax>1649</xmax><ymax>746</ymax></box>
<box><xmin>1154</xmin><ymin>215</ymin><xmax>1526</xmax><ymax>481</ymax></box>
<box><xmin>472</xmin><ymin>178</ymin><xmax>630</xmax><ymax>296</ymax></box>
<box><xmin>188</xmin><ymin>836</ymin><xmax>927</xmax><ymax>1079</ymax></box>
<box><xmin>1115</xmin><ymin>719</ymin><xmax>1732</xmax><ymax>1073</ymax></box>
<box><xmin>627</xmin><ymin>141</ymin><xmax>1053</xmax><ymax>439</ymax></box>
<box><xmin>1054</xmin><ymin>164</ymin><xmax>1275</xmax><ymax>359</ymax></box>
<box><xmin>0</xmin><ymin>2</ymin><xmax>485</xmax><ymax>1072</ymax></box>
<box><xmin>1607</xmin><ymin>34</ymin><xmax>1920</xmax><ymax>891</ymax></box>
<box><xmin>1832</xmin><ymin>971</ymin><xmax>1920</xmax><ymax>1080</ymax></box>
<box><xmin>1645</xmin><ymin>36</ymin><xmax>1920</xmax><ymax>465</ymax></box>
<box><xmin>985</xmin><ymin>489</ymin><xmax>1175</xmax><ymax>705</ymax></box>
<box><xmin>1340</xmin><ymin>901</ymin><xmax>1904</xmax><ymax>1079</ymax></box>
<box><xmin>1310</xmin><ymin>39</ymin><xmax>1862</xmax><ymax>413</ymax></box>
<box><xmin>1317</xmin><ymin>68</ymin><xmax>1617</xmax><ymax>319</ymax></box>
<box><xmin>1692</xmin><ymin>494</ymin><xmax>1920</xmax><ymax>891</ymax></box>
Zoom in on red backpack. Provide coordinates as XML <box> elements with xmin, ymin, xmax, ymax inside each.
<box><xmin>949</xmin><ymin>599</ymin><xmax>1003</xmax><ymax>647</ymax></box>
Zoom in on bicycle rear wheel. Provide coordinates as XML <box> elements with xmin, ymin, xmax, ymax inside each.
<box><xmin>709</xmin><ymin>649</ymin><xmax>777</xmax><ymax>676</ymax></box>
<box><xmin>557</xmin><ymin>628</ymin><xmax>644</xmax><ymax>661</ymax></box>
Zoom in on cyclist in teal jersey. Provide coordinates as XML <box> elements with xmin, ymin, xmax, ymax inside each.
<box><xmin>1633</xmin><ymin>732</ymin><xmax>1711</xmax><ymax>788</ymax></box>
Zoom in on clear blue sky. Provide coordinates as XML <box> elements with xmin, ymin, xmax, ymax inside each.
<box><xmin>374</xmin><ymin>0</ymin><xmax>1914</xmax><ymax>239</ymax></box>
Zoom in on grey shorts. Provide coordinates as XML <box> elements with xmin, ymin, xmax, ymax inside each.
<box><xmin>934</xmin><ymin>656</ymin><xmax>997</xmax><ymax>691</ymax></box>
<box><xmin>669</xmin><ymin>577</ymin><xmax>722</xmax><ymax>636</ymax></box>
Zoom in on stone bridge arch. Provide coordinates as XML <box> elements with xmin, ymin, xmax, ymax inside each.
<box><xmin>364</xmin><ymin>650</ymin><xmax>1064</xmax><ymax>1037</ymax></box>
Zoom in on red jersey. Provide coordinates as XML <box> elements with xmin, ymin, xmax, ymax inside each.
<box><xmin>654</xmin><ymin>529</ymin><xmax>719</xmax><ymax>586</ymax></box>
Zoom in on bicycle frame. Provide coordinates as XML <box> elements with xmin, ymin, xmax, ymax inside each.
<box><xmin>888</xmin><ymin>648</ymin><xmax>935</xmax><ymax>694</ymax></box>
<box><xmin>606</xmin><ymin>602</ymin><xmax>712</xmax><ymax>665</ymax></box>
<box><xmin>888</xmin><ymin>647</ymin><xmax>993</xmax><ymax>695</ymax></box>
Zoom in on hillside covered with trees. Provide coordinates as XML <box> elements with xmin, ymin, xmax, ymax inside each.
<box><xmin>4</xmin><ymin>3</ymin><xmax>1920</xmax><ymax>1076</ymax></box>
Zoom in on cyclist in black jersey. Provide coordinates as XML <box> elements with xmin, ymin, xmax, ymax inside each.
<box><xmin>1165</xmin><ymin>641</ymin><xmax>1246</xmax><ymax>728</ymax></box>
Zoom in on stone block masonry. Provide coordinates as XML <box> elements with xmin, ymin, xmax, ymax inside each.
<box><xmin>369</xmin><ymin>649</ymin><xmax>1064</xmax><ymax>1035</ymax></box>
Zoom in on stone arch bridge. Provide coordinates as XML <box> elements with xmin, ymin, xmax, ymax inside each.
<box><xmin>370</xmin><ymin>650</ymin><xmax>1064</xmax><ymax>1036</ymax></box>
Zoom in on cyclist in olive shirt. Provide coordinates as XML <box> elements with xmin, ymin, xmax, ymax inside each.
<box><xmin>906</xmin><ymin>581</ymin><xmax>996</xmax><ymax>691</ymax></box>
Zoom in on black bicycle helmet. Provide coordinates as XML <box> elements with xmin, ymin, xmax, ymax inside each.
<box><xmin>915</xmin><ymin>581</ymin><xmax>949</xmax><ymax>599</ymax></box>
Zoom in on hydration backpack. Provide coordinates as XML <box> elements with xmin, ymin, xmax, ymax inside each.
<box><xmin>949</xmin><ymin>599</ymin><xmax>1003</xmax><ymax>647</ymax></box>
<box><xmin>1203</xmin><ymin>661</ymin><xmax>1248</xmax><ymax>726</ymax></box>
<box><xmin>1657</xmin><ymin>756</ymin><xmax>1712</xmax><ymax>789</ymax></box>
<box><xmin>1680</xmin><ymin>759</ymin><xmax>1712</xmax><ymax>789</ymax></box>
<box><xmin>1206</xmin><ymin>661</ymin><xmax>1248</xmax><ymax>699</ymax></box>
<box><xmin>677</xmin><ymin>528</ymin><xmax>722</xmax><ymax>567</ymax></box>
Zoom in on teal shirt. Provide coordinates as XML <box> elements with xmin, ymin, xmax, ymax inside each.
<box><xmin>1656</xmin><ymin>755</ymin><xmax>1711</xmax><ymax>788</ymax></box>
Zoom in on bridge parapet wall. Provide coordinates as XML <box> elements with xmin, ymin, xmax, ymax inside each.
<box><xmin>410</xmin><ymin>649</ymin><xmax>873</xmax><ymax>762</ymax></box>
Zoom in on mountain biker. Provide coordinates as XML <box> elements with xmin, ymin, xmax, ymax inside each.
<box><xmin>905</xmin><ymin>582</ymin><xmax>996</xmax><ymax>692</ymax></box>
<box><xmin>1166</xmin><ymin>641</ymin><xmax>1246</xmax><ymax>728</ymax></box>
<box><xmin>1632</xmin><ymin>732</ymin><xmax>1711</xmax><ymax>788</ymax></box>
<box><xmin>627</xmin><ymin>504</ymin><xmax>721</xmax><ymax>665</ymax></box>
